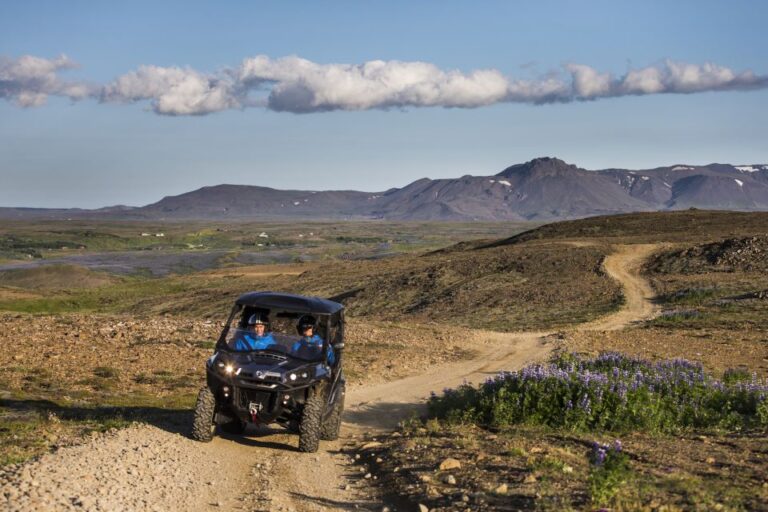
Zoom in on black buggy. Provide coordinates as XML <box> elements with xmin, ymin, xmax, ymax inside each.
<box><xmin>191</xmin><ymin>292</ymin><xmax>346</xmax><ymax>452</ymax></box>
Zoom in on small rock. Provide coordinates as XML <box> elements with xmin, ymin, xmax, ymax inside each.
<box><xmin>523</xmin><ymin>474</ymin><xmax>537</xmax><ymax>484</ymax></box>
<box><xmin>443</xmin><ymin>474</ymin><xmax>457</xmax><ymax>485</ymax></box>
<box><xmin>364</xmin><ymin>473</ymin><xmax>372</xmax><ymax>479</ymax></box>
<box><xmin>439</xmin><ymin>458</ymin><xmax>461</xmax><ymax>471</ymax></box>
<box><xmin>494</xmin><ymin>483</ymin><xmax>508</xmax><ymax>494</ymax></box>
<box><xmin>420</xmin><ymin>475</ymin><xmax>432</xmax><ymax>483</ymax></box>
<box><xmin>562</xmin><ymin>465</ymin><xmax>573</xmax><ymax>473</ymax></box>
<box><xmin>344</xmin><ymin>484</ymin><xmax>351</xmax><ymax>491</ymax></box>
<box><xmin>418</xmin><ymin>505</ymin><xmax>429</xmax><ymax>512</ymax></box>
<box><xmin>705</xmin><ymin>457</ymin><xmax>716</xmax><ymax>465</ymax></box>
<box><xmin>361</xmin><ymin>442</ymin><xmax>382</xmax><ymax>450</ymax></box>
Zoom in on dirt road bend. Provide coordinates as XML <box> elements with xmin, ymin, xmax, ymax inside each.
<box><xmin>0</xmin><ymin>244</ymin><xmax>660</xmax><ymax>512</ymax></box>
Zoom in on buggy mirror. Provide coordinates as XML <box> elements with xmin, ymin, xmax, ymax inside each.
<box><xmin>332</xmin><ymin>342</ymin><xmax>345</xmax><ymax>350</ymax></box>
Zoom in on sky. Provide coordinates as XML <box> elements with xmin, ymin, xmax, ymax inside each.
<box><xmin>1</xmin><ymin>0</ymin><xmax>767</xmax><ymax>208</ymax></box>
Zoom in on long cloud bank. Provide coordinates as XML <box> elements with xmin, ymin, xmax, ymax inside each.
<box><xmin>2</xmin><ymin>54</ymin><xmax>767</xmax><ymax>115</ymax></box>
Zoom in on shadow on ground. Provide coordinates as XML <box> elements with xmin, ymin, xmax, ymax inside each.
<box><xmin>0</xmin><ymin>397</ymin><xmax>191</xmax><ymax>436</ymax></box>
<box><xmin>343</xmin><ymin>400</ymin><xmax>428</xmax><ymax>431</ymax></box>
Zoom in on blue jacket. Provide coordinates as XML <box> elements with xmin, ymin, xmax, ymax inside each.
<box><xmin>291</xmin><ymin>335</ymin><xmax>335</xmax><ymax>364</ymax></box>
<box><xmin>233</xmin><ymin>332</ymin><xmax>276</xmax><ymax>352</ymax></box>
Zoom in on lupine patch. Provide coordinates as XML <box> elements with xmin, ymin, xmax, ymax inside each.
<box><xmin>428</xmin><ymin>352</ymin><xmax>768</xmax><ymax>432</ymax></box>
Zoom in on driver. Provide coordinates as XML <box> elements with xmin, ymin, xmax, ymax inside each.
<box><xmin>233</xmin><ymin>312</ymin><xmax>276</xmax><ymax>351</ymax></box>
<box><xmin>291</xmin><ymin>315</ymin><xmax>335</xmax><ymax>364</ymax></box>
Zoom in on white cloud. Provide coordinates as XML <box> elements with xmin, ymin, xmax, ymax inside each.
<box><xmin>100</xmin><ymin>65</ymin><xmax>241</xmax><ymax>115</ymax></box>
<box><xmin>0</xmin><ymin>54</ymin><xmax>93</xmax><ymax>107</ymax></box>
<box><xmin>565</xmin><ymin>63</ymin><xmax>613</xmax><ymax>99</ymax></box>
<box><xmin>4</xmin><ymin>53</ymin><xmax>768</xmax><ymax>115</ymax></box>
<box><xmin>236</xmin><ymin>56</ymin><xmax>510</xmax><ymax>112</ymax></box>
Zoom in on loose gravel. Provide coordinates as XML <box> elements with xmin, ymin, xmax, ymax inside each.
<box><xmin>0</xmin><ymin>424</ymin><xmax>256</xmax><ymax>512</ymax></box>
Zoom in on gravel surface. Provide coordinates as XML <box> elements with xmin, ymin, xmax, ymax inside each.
<box><xmin>0</xmin><ymin>424</ymin><xmax>255</xmax><ymax>512</ymax></box>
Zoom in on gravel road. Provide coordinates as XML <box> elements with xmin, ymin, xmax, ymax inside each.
<box><xmin>0</xmin><ymin>244</ymin><xmax>659</xmax><ymax>511</ymax></box>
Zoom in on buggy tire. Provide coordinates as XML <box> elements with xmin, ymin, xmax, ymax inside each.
<box><xmin>191</xmin><ymin>386</ymin><xmax>216</xmax><ymax>442</ymax></box>
<box><xmin>320</xmin><ymin>381</ymin><xmax>345</xmax><ymax>441</ymax></box>
<box><xmin>299</xmin><ymin>388</ymin><xmax>324</xmax><ymax>452</ymax></box>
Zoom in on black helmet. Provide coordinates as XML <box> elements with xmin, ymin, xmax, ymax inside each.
<box><xmin>247</xmin><ymin>312</ymin><xmax>269</xmax><ymax>326</ymax></box>
<box><xmin>296</xmin><ymin>314</ymin><xmax>317</xmax><ymax>333</ymax></box>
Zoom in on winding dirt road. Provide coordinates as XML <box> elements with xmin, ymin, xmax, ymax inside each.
<box><xmin>0</xmin><ymin>244</ymin><xmax>660</xmax><ymax>512</ymax></box>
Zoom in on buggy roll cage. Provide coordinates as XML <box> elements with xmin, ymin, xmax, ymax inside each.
<box><xmin>215</xmin><ymin>291</ymin><xmax>346</xmax><ymax>365</ymax></box>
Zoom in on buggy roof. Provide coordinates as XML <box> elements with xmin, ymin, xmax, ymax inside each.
<box><xmin>235</xmin><ymin>291</ymin><xmax>344</xmax><ymax>315</ymax></box>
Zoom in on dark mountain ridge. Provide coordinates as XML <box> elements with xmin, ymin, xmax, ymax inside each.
<box><xmin>2</xmin><ymin>157</ymin><xmax>767</xmax><ymax>221</ymax></box>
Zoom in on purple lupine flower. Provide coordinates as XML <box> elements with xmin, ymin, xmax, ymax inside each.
<box><xmin>592</xmin><ymin>442</ymin><xmax>608</xmax><ymax>465</ymax></box>
<box><xmin>613</xmin><ymin>439</ymin><xmax>622</xmax><ymax>452</ymax></box>
<box><xmin>578</xmin><ymin>394</ymin><xmax>591</xmax><ymax>414</ymax></box>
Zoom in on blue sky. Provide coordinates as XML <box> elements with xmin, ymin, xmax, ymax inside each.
<box><xmin>1</xmin><ymin>0</ymin><xmax>767</xmax><ymax>208</ymax></box>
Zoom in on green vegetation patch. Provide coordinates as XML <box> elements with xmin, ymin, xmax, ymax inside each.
<box><xmin>429</xmin><ymin>353</ymin><xmax>768</xmax><ymax>432</ymax></box>
<box><xmin>0</xmin><ymin>392</ymin><xmax>196</xmax><ymax>467</ymax></box>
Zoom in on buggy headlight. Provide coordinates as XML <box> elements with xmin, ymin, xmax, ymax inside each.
<box><xmin>286</xmin><ymin>370</ymin><xmax>311</xmax><ymax>383</ymax></box>
<box><xmin>216</xmin><ymin>360</ymin><xmax>236</xmax><ymax>375</ymax></box>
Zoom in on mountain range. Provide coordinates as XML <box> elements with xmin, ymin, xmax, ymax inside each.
<box><xmin>3</xmin><ymin>157</ymin><xmax>768</xmax><ymax>221</ymax></box>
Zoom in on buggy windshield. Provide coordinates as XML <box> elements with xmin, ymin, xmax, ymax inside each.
<box><xmin>224</xmin><ymin>328</ymin><xmax>326</xmax><ymax>361</ymax></box>
<box><xmin>222</xmin><ymin>308</ymin><xmax>330</xmax><ymax>362</ymax></box>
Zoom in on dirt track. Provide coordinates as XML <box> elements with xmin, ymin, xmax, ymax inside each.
<box><xmin>0</xmin><ymin>244</ymin><xmax>660</xmax><ymax>512</ymax></box>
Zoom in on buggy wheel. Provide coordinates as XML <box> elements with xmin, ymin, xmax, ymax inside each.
<box><xmin>320</xmin><ymin>381</ymin><xmax>345</xmax><ymax>441</ymax></box>
<box><xmin>191</xmin><ymin>386</ymin><xmax>216</xmax><ymax>442</ymax></box>
<box><xmin>299</xmin><ymin>388</ymin><xmax>324</xmax><ymax>452</ymax></box>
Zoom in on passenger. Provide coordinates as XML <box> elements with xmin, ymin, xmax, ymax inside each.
<box><xmin>233</xmin><ymin>312</ymin><xmax>276</xmax><ymax>351</ymax></box>
<box><xmin>291</xmin><ymin>315</ymin><xmax>335</xmax><ymax>364</ymax></box>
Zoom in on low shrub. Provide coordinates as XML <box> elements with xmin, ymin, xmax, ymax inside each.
<box><xmin>93</xmin><ymin>366</ymin><xmax>120</xmax><ymax>379</ymax></box>
<box><xmin>429</xmin><ymin>352</ymin><xmax>768</xmax><ymax>432</ymax></box>
<box><xmin>588</xmin><ymin>440</ymin><xmax>630</xmax><ymax>506</ymax></box>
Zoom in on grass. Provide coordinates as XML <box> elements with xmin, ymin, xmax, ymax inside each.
<box><xmin>0</xmin><ymin>390</ymin><xmax>197</xmax><ymax>466</ymax></box>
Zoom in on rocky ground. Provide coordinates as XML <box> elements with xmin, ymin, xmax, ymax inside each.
<box><xmin>648</xmin><ymin>234</ymin><xmax>768</xmax><ymax>274</ymax></box>
<box><xmin>358</xmin><ymin>423</ymin><xmax>768</xmax><ymax>511</ymax></box>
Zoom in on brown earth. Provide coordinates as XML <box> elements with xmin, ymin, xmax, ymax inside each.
<box><xmin>0</xmin><ymin>243</ymin><xmax>654</xmax><ymax>511</ymax></box>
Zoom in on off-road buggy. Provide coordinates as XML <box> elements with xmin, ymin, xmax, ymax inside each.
<box><xmin>191</xmin><ymin>292</ymin><xmax>346</xmax><ymax>452</ymax></box>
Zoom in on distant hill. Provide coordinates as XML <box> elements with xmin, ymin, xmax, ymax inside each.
<box><xmin>2</xmin><ymin>157</ymin><xmax>768</xmax><ymax>221</ymax></box>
